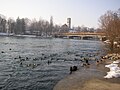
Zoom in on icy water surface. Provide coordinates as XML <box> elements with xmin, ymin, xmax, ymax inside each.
<box><xmin>0</xmin><ymin>36</ymin><xmax>106</xmax><ymax>90</ymax></box>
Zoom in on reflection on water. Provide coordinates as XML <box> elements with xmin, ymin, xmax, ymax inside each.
<box><xmin>0</xmin><ymin>37</ymin><xmax>106</xmax><ymax>90</ymax></box>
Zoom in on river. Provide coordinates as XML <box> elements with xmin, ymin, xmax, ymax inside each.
<box><xmin>0</xmin><ymin>36</ymin><xmax>107</xmax><ymax>90</ymax></box>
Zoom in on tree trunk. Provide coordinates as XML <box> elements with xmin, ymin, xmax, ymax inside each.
<box><xmin>110</xmin><ymin>40</ymin><xmax>114</xmax><ymax>52</ymax></box>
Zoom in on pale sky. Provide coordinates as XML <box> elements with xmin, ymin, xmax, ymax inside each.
<box><xmin>0</xmin><ymin>0</ymin><xmax>120</xmax><ymax>28</ymax></box>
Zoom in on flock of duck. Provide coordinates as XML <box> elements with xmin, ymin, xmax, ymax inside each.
<box><xmin>1</xmin><ymin>49</ymin><xmax>61</xmax><ymax>69</ymax></box>
<box><xmin>2</xmin><ymin>48</ymin><xmax>119</xmax><ymax>75</ymax></box>
<box><xmin>70</xmin><ymin>53</ymin><xmax>120</xmax><ymax>74</ymax></box>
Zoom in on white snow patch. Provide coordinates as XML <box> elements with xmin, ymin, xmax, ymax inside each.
<box><xmin>104</xmin><ymin>60</ymin><xmax>120</xmax><ymax>78</ymax></box>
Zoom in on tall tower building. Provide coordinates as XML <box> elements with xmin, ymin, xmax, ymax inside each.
<box><xmin>50</xmin><ymin>16</ymin><xmax>53</xmax><ymax>35</ymax></box>
<box><xmin>67</xmin><ymin>18</ymin><xmax>71</xmax><ymax>29</ymax></box>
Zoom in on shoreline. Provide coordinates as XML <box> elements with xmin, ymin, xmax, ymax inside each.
<box><xmin>54</xmin><ymin>53</ymin><xmax>120</xmax><ymax>90</ymax></box>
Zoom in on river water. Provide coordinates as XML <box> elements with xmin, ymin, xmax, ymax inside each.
<box><xmin>0</xmin><ymin>36</ymin><xmax>107</xmax><ymax>90</ymax></box>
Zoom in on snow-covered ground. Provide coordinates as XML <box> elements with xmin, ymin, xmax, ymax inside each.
<box><xmin>104</xmin><ymin>60</ymin><xmax>120</xmax><ymax>78</ymax></box>
<box><xmin>0</xmin><ymin>33</ymin><xmax>14</xmax><ymax>36</ymax></box>
<box><xmin>14</xmin><ymin>34</ymin><xmax>37</xmax><ymax>38</ymax></box>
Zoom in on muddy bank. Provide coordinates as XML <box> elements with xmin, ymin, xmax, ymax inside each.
<box><xmin>54</xmin><ymin>68</ymin><xmax>120</xmax><ymax>90</ymax></box>
<box><xmin>53</xmin><ymin>65</ymin><xmax>106</xmax><ymax>90</ymax></box>
<box><xmin>54</xmin><ymin>77</ymin><xmax>120</xmax><ymax>90</ymax></box>
<box><xmin>81</xmin><ymin>78</ymin><xmax>120</xmax><ymax>90</ymax></box>
<box><xmin>54</xmin><ymin>57</ymin><xmax>120</xmax><ymax>90</ymax></box>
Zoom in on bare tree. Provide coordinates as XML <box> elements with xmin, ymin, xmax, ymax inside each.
<box><xmin>0</xmin><ymin>14</ymin><xmax>64</xmax><ymax>36</ymax></box>
<box><xmin>0</xmin><ymin>14</ymin><xmax>6</xmax><ymax>33</ymax></box>
<box><xmin>7</xmin><ymin>18</ymin><xmax>15</xmax><ymax>33</ymax></box>
<box><xmin>99</xmin><ymin>9</ymin><xmax>120</xmax><ymax>51</ymax></box>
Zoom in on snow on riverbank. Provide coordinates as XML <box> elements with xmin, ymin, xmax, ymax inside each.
<box><xmin>104</xmin><ymin>60</ymin><xmax>120</xmax><ymax>78</ymax></box>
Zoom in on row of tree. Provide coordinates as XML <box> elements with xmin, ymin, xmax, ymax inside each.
<box><xmin>0</xmin><ymin>14</ymin><xmax>98</xmax><ymax>36</ymax></box>
<box><xmin>0</xmin><ymin>15</ymin><xmax>60</xmax><ymax>36</ymax></box>
<box><xmin>99</xmin><ymin>9</ymin><xmax>120</xmax><ymax>51</ymax></box>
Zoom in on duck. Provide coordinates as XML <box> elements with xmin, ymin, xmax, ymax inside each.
<box><xmin>70</xmin><ymin>66</ymin><xmax>78</xmax><ymax>74</ymax></box>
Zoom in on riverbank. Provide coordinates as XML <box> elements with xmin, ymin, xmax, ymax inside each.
<box><xmin>54</xmin><ymin>77</ymin><xmax>120</xmax><ymax>90</ymax></box>
<box><xmin>80</xmin><ymin>78</ymin><xmax>120</xmax><ymax>90</ymax></box>
<box><xmin>54</xmin><ymin>53</ymin><xmax>120</xmax><ymax>90</ymax></box>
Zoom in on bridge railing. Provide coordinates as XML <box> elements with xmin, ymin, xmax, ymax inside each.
<box><xmin>54</xmin><ymin>32</ymin><xmax>105</xmax><ymax>36</ymax></box>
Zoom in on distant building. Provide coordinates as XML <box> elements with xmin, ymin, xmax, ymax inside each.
<box><xmin>67</xmin><ymin>18</ymin><xmax>71</xmax><ymax>29</ymax></box>
<box><xmin>60</xmin><ymin>24</ymin><xmax>69</xmax><ymax>33</ymax></box>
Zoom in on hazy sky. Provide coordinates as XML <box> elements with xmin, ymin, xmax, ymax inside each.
<box><xmin>0</xmin><ymin>0</ymin><xmax>120</xmax><ymax>28</ymax></box>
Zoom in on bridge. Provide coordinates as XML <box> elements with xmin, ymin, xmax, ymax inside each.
<box><xmin>53</xmin><ymin>32</ymin><xmax>106</xmax><ymax>41</ymax></box>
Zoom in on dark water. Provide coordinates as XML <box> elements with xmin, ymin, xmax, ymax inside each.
<box><xmin>0</xmin><ymin>36</ymin><xmax>107</xmax><ymax>90</ymax></box>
